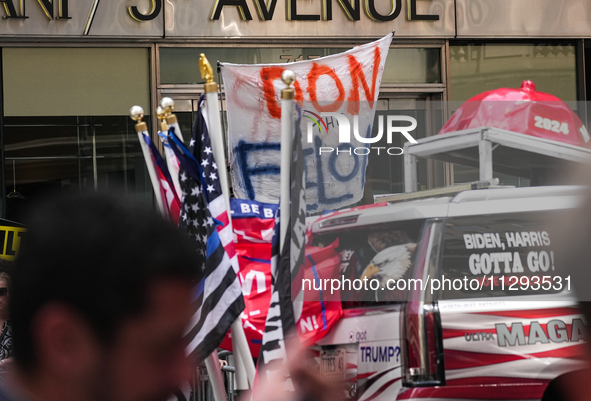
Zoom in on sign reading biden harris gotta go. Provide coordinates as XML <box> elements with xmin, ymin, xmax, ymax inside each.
<box><xmin>221</xmin><ymin>33</ymin><xmax>393</xmax><ymax>212</ymax></box>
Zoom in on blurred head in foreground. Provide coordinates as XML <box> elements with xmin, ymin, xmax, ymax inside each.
<box><xmin>541</xmin><ymin>165</ymin><xmax>591</xmax><ymax>401</ymax></box>
<box><xmin>9</xmin><ymin>192</ymin><xmax>200</xmax><ymax>401</ymax></box>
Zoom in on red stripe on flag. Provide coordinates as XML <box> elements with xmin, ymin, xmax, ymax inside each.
<box><xmin>224</xmin><ymin>244</ymin><xmax>236</xmax><ymax>259</ymax></box>
<box><xmin>215</xmin><ymin>211</ymin><xmax>230</xmax><ymax>228</ymax></box>
<box><xmin>214</xmin><ymin>210</ymin><xmax>236</xmax><ymax>259</ymax></box>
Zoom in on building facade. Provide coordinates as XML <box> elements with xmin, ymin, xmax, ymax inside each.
<box><xmin>0</xmin><ymin>0</ymin><xmax>588</xmax><ymax>219</ymax></box>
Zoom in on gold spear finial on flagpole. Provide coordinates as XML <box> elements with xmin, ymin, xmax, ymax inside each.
<box><xmin>200</xmin><ymin>53</ymin><xmax>217</xmax><ymax>94</ymax></box>
<box><xmin>160</xmin><ymin>97</ymin><xmax>177</xmax><ymax>125</ymax></box>
<box><xmin>130</xmin><ymin>105</ymin><xmax>147</xmax><ymax>133</ymax></box>
<box><xmin>156</xmin><ymin>106</ymin><xmax>169</xmax><ymax>132</ymax></box>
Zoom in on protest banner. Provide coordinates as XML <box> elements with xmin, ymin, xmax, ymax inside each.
<box><xmin>221</xmin><ymin>33</ymin><xmax>393</xmax><ymax>212</ymax></box>
<box><xmin>219</xmin><ymin>198</ymin><xmax>342</xmax><ymax>355</ymax></box>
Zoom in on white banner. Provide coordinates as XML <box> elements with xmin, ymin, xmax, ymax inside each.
<box><xmin>221</xmin><ymin>33</ymin><xmax>393</xmax><ymax>212</ymax></box>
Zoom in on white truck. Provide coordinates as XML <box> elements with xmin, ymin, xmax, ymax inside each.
<box><xmin>310</xmin><ymin>185</ymin><xmax>585</xmax><ymax>401</ymax></box>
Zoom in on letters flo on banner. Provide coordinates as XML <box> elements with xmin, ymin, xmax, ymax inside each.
<box><xmin>221</xmin><ymin>33</ymin><xmax>393</xmax><ymax>212</ymax></box>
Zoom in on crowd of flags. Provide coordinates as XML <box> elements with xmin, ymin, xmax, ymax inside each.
<box><xmin>255</xmin><ymin>106</ymin><xmax>306</xmax><ymax>390</ymax></box>
<box><xmin>137</xmin><ymin>95</ymin><xmax>299</xmax><ymax>389</ymax></box>
<box><xmin>136</xmin><ymin>35</ymin><xmax>392</xmax><ymax>399</ymax></box>
<box><xmin>139</xmin><ymin>96</ymin><xmax>247</xmax><ymax>367</ymax></box>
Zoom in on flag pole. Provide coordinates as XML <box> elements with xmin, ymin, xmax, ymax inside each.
<box><xmin>157</xmin><ymin>106</ymin><xmax>183</xmax><ymax>200</ymax></box>
<box><xmin>130</xmin><ymin>105</ymin><xmax>165</xmax><ymax>214</ymax></box>
<box><xmin>160</xmin><ymin>99</ymin><xmax>229</xmax><ymax>401</ymax></box>
<box><xmin>204</xmin><ymin>354</ymin><xmax>228</xmax><ymax>401</ymax></box>
<box><xmin>157</xmin><ymin>106</ymin><xmax>169</xmax><ymax>132</ymax></box>
<box><xmin>161</xmin><ymin>97</ymin><xmax>185</xmax><ymax>142</ymax></box>
<box><xmin>280</xmin><ymin>71</ymin><xmax>295</xmax><ymax>252</ymax></box>
<box><xmin>200</xmin><ymin>54</ymin><xmax>256</xmax><ymax>390</ymax></box>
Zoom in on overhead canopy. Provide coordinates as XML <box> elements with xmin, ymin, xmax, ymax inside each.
<box><xmin>404</xmin><ymin>127</ymin><xmax>591</xmax><ymax>192</ymax></box>
<box><xmin>440</xmin><ymin>80</ymin><xmax>590</xmax><ymax>148</ymax></box>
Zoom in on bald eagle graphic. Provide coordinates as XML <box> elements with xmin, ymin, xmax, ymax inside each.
<box><xmin>361</xmin><ymin>242</ymin><xmax>417</xmax><ymax>285</ymax></box>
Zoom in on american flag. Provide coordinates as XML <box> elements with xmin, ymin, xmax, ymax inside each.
<box><xmin>167</xmin><ymin>95</ymin><xmax>244</xmax><ymax>363</ymax></box>
<box><xmin>138</xmin><ymin>129</ymin><xmax>181</xmax><ymax>225</ymax></box>
<box><xmin>157</xmin><ymin>129</ymin><xmax>183</xmax><ymax>202</ymax></box>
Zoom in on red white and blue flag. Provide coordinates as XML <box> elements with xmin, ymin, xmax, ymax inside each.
<box><xmin>219</xmin><ymin>198</ymin><xmax>277</xmax><ymax>356</ymax></box>
<box><xmin>157</xmin><ymin>129</ymin><xmax>183</xmax><ymax>202</ymax></box>
<box><xmin>167</xmin><ymin>95</ymin><xmax>244</xmax><ymax>363</ymax></box>
<box><xmin>218</xmin><ymin>198</ymin><xmax>342</xmax><ymax>356</ymax></box>
<box><xmin>139</xmin><ymin>131</ymin><xmax>182</xmax><ymax>224</ymax></box>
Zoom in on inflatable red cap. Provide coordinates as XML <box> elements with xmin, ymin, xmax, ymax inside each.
<box><xmin>439</xmin><ymin>80</ymin><xmax>591</xmax><ymax>147</ymax></box>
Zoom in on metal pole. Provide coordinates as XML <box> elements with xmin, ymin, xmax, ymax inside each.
<box><xmin>404</xmin><ymin>150</ymin><xmax>418</xmax><ymax>193</ymax></box>
<box><xmin>156</xmin><ymin>107</ymin><xmax>183</xmax><ymax>199</ymax></box>
<box><xmin>200</xmin><ymin>54</ymin><xmax>256</xmax><ymax>390</ymax></box>
<box><xmin>130</xmin><ymin>106</ymin><xmax>165</xmax><ymax>213</ymax></box>
<box><xmin>92</xmin><ymin>120</ymin><xmax>98</xmax><ymax>191</ymax></box>
<box><xmin>228</xmin><ymin>321</ymin><xmax>251</xmax><ymax>390</ymax></box>
<box><xmin>216</xmin><ymin>61</ymin><xmax>227</xmax><ymax>146</ymax></box>
<box><xmin>478</xmin><ymin>137</ymin><xmax>493</xmax><ymax>181</ymax></box>
<box><xmin>160</xmin><ymin>97</ymin><xmax>185</xmax><ymax>143</ymax></box>
<box><xmin>204</xmin><ymin>353</ymin><xmax>228</xmax><ymax>401</ymax></box>
<box><xmin>280</xmin><ymin>71</ymin><xmax>295</xmax><ymax>252</ymax></box>
<box><xmin>205</xmin><ymin>90</ymin><xmax>231</xmax><ymax>211</ymax></box>
<box><xmin>0</xmin><ymin>50</ymin><xmax>6</xmax><ymax>218</ymax></box>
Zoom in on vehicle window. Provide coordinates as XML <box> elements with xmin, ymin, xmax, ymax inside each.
<box><xmin>439</xmin><ymin>212</ymin><xmax>568</xmax><ymax>300</ymax></box>
<box><xmin>311</xmin><ymin>219</ymin><xmax>426</xmax><ymax>307</ymax></box>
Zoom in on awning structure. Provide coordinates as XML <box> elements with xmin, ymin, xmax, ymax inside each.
<box><xmin>403</xmin><ymin>127</ymin><xmax>591</xmax><ymax>192</ymax></box>
<box><xmin>404</xmin><ymin>80</ymin><xmax>591</xmax><ymax>193</ymax></box>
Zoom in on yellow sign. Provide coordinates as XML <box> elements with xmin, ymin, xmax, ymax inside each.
<box><xmin>0</xmin><ymin>225</ymin><xmax>25</xmax><ymax>261</ymax></box>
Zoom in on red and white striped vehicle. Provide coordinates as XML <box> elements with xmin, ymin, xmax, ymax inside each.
<box><xmin>309</xmin><ymin>185</ymin><xmax>586</xmax><ymax>401</ymax></box>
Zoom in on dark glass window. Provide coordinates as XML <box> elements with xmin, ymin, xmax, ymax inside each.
<box><xmin>312</xmin><ymin>219</ymin><xmax>425</xmax><ymax>307</ymax></box>
<box><xmin>4</xmin><ymin>115</ymin><xmax>153</xmax><ymax>222</ymax></box>
<box><xmin>160</xmin><ymin>47</ymin><xmax>441</xmax><ymax>85</ymax></box>
<box><xmin>2</xmin><ymin>48</ymin><xmax>152</xmax><ymax>221</ymax></box>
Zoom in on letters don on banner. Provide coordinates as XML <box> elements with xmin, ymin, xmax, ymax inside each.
<box><xmin>221</xmin><ymin>33</ymin><xmax>393</xmax><ymax>212</ymax></box>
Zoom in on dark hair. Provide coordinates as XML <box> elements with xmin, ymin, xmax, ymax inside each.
<box><xmin>11</xmin><ymin>191</ymin><xmax>201</xmax><ymax>372</ymax></box>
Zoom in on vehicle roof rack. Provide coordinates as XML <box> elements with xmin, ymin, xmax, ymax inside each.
<box><xmin>376</xmin><ymin>178</ymin><xmax>506</xmax><ymax>204</ymax></box>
